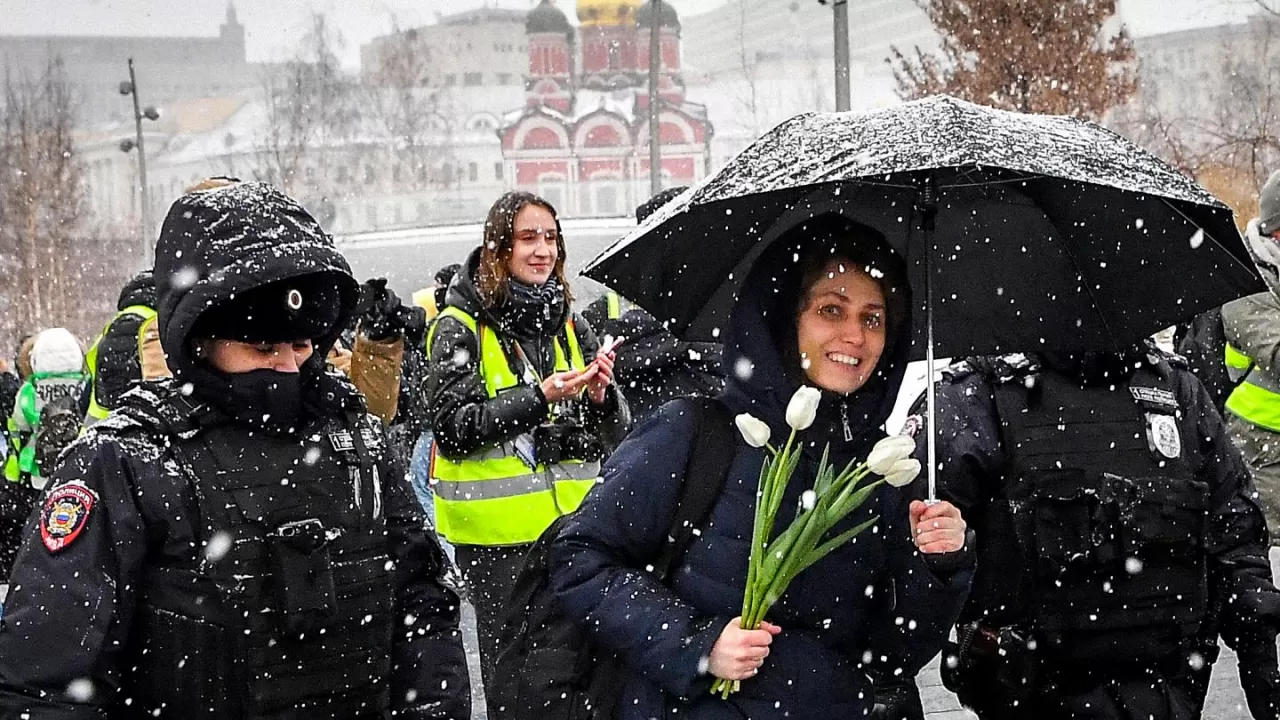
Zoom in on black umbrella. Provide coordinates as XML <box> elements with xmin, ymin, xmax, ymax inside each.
<box><xmin>584</xmin><ymin>95</ymin><xmax>1263</xmax><ymax>497</ymax></box>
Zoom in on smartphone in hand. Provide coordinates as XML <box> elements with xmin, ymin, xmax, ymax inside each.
<box><xmin>598</xmin><ymin>335</ymin><xmax>626</xmax><ymax>357</ymax></box>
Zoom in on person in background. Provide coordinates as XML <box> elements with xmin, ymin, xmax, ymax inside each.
<box><xmin>410</xmin><ymin>264</ymin><xmax>462</xmax><ymax>525</ymax></box>
<box><xmin>424</xmin><ymin>191</ymin><xmax>629</xmax><ymax>712</ymax></box>
<box><xmin>582</xmin><ymin>187</ymin><xmax>724</xmax><ymax>424</ymax></box>
<box><xmin>1213</xmin><ymin>168</ymin><xmax>1280</xmax><ymax>540</ymax></box>
<box><xmin>1</xmin><ymin>327</ymin><xmax>87</xmax><ymax>578</ymax></box>
<box><xmin>83</xmin><ymin>269</ymin><xmax>167</xmax><ymax>425</ymax></box>
<box><xmin>0</xmin><ymin>181</ymin><xmax>469</xmax><ymax>719</ymax></box>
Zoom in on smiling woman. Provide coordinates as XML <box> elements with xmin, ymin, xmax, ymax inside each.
<box><xmin>423</xmin><ymin>190</ymin><xmax>631</xmax><ymax>715</ymax></box>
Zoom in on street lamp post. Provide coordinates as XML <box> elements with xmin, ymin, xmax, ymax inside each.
<box><xmin>648</xmin><ymin>0</ymin><xmax>663</xmax><ymax>196</ymax></box>
<box><xmin>119</xmin><ymin>58</ymin><xmax>160</xmax><ymax>259</ymax></box>
<box><xmin>819</xmin><ymin>0</ymin><xmax>852</xmax><ymax>112</ymax></box>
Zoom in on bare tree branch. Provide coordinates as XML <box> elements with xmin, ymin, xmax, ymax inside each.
<box><xmin>892</xmin><ymin>0</ymin><xmax>1136</xmax><ymax>120</ymax></box>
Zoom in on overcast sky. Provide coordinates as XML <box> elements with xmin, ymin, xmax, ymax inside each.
<box><xmin>0</xmin><ymin>0</ymin><xmax>1263</xmax><ymax>69</ymax></box>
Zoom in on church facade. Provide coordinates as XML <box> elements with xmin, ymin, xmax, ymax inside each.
<box><xmin>498</xmin><ymin>0</ymin><xmax>712</xmax><ymax>218</ymax></box>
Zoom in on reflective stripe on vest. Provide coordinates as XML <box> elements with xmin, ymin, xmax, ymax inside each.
<box><xmin>86</xmin><ymin>305</ymin><xmax>157</xmax><ymax>422</ymax></box>
<box><xmin>1224</xmin><ymin>343</ymin><xmax>1280</xmax><ymax>432</ymax></box>
<box><xmin>606</xmin><ymin>292</ymin><xmax>622</xmax><ymax>320</ymax></box>
<box><xmin>427</xmin><ymin>306</ymin><xmax>598</xmax><ymax>546</ymax></box>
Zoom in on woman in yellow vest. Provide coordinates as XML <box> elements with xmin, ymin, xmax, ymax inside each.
<box><xmin>425</xmin><ymin>190</ymin><xmax>630</xmax><ymax>703</ymax></box>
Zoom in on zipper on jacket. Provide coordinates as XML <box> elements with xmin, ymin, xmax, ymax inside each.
<box><xmin>840</xmin><ymin>400</ymin><xmax>853</xmax><ymax>442</ymax></box>
<box><xmin>350</xmin><ymin>466</ymin><xmax>363</xmax><ymax>511</ymax></box>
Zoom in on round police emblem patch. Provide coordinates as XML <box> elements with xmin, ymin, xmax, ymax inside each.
<box><xmin>40</xmin><ymin>481</ymin><xmax>97</xmax><ymax>553</ymax></box>
<box><xmin>286</xmin><ymin>288</ymin><xmax>304</xmax><ymax>310</ymax></box>
<box><xmin>1147</xmin><ymin>413</ymin><xmax>1182</xmax><ymax>460</ymax></box>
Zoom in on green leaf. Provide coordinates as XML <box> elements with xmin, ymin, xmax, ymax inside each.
<box><xmin>801</xmin><ymin>515</ymin><xmax>881</xmax><ymax>574</ymax></box>
<box><xmin>813</xmin><ymin>443</ymin><xmax>834</xmax><ymax>495</ymax></box>
<box><xmin>827</xmin><ymin>479</ymin><xmax>883</xmax><ymax>524</ymax></box>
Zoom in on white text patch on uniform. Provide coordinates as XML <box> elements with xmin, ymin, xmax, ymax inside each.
<box><xmin>1130</xmin><ymin>387</ymin><xmax>1178</xmax><ymax>410</ymax></box>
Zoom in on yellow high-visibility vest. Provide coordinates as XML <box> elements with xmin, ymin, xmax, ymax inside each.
<box><xmin>427</xmin><ymin>306</ymin><xmax>599</xmax><ymax>546</ymax></box>
<box><xmin>1225</xmin><ymin>342</ymin><xmax>1280</xmax><ymax>431</ymax></box>
<box><xmin>84</xmin><ymin>305</ymin><xmax>157</xmax><ymax>423</ymax></box>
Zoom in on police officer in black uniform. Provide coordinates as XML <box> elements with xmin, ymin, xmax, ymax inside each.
<box><xmin>910</xmin><ymin>347</ymin><xmax>1280</xmax><ymax>719</ymax></box>
<box><xmin>0</xmin><ymin>182</ymin><xmax>470</xmax><ymax>719</ymax></box>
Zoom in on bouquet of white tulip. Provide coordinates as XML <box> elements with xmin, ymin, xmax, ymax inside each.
<box><xmin>711</xmin><ymin>386</ymin><xmax>920</xmax><ymax>699</ymax></box>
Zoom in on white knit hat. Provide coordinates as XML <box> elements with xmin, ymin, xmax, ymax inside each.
<box><xmin>30</xmin><ymin>328</ymin><xmax>84</xmax><ymax>374</ymax></box>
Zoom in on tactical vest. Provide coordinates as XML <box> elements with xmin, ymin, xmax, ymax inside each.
<box><xmin>427</xmin><ymin>306</ymin><xmax>600</xmax><ymax>546</ymax></box>
<box><xmin>85</xmin><ymin>304</ymin><xmax>157</xmax><ymax>423</ymax></box>
<box><xmin>976</xmin><ymin>363</ymin><xmax>1210</xmax><ymax>668</ymax></box>
<box><xmin>4</xmin><ymin>372</ymin><xmax>87</xmax><ymax>489</ymax></box>
<box><xmin>119</xmin><ymin>400</ymin><xmax>396</xmax><ymax>719</ymax></box>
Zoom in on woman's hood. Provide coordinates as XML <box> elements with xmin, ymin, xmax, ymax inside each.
<box><xmin>720</xmin><ymin>214</ymin><xmax>912</xmax><ymax>448</ymax></box>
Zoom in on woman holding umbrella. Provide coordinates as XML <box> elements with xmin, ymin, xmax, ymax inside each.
<box><xmin>549</xmin><ymin>213</ymin><xmax>972</xmax><ymax>719</ymax></box>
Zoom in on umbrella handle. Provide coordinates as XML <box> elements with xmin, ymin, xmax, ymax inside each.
<box><xmin>918</xmin><ymin>175</ymin><xmax>939</xmax><ymax>503</ymax></box>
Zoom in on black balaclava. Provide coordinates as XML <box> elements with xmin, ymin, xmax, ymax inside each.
<box><xmin>189</xmin><ymin>274</ymin><xmax>346</xmax><ymax>435</ymax></box>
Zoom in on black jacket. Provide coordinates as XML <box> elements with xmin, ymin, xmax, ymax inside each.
<box><xmin>912</xmin><ymin>352</ymin><xmax>1280</xmax><ymax>717</ymax></box>
<box><xmin>88</xmin><ymin>272</ymin><xmax>157</xmax><ymax>415</ymax></box>
<box><xmin>549</xmin><ymin>232</ymin><xmax>971</xmax><ymax>720</ymax></box>
<box><xmin>581</xmin><ymin>294</ymin><xmax>724</xmax><ymax>423</ymax></box>
<box><xmin>424</xmin><ymin>247</ymin><xmax>630</xmax><ymax>461</ymax></box>
<box><xmin>0</xmin><ymin>183</ymin><xmax>470</xmax><ymax>719</ymax></box>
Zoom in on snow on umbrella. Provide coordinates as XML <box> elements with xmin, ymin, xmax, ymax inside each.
<box><xmin>584</xmin><ymin>94</ymin><xmax>1263</xmax><ymax>498</ymax></box>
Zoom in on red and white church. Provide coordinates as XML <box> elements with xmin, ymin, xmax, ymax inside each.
<box><xmin>499</xmin><ymin>0</ymin><xmax>713</xmax><ymax>217</ymax></box>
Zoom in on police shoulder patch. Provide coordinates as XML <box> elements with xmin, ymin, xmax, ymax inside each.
<box><xmin>40</xmin><ymin>481</ymin><xmax>98</xmax><ymax>553</ymax></box>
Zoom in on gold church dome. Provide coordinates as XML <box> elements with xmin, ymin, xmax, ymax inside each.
<box><xmin>577</xmin><ymin>0</ymin><xmax>644</xmax><ymax>27</ymax></box>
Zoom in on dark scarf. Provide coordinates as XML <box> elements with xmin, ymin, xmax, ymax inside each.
<box><xmin>495</xmin><ymin>276</ymin><xmax>567</xmax><ymax>342</ymax></box>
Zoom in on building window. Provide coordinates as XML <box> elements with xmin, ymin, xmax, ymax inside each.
<box><xmin>392</xmin><ymin>165</ymin><xmax>402</xmax><ymax>183</ymax></box>
<box><xmin>494</xmin><ymin>162</ymin><xmax>503</xmax><ymax>181</ymax></box>
<box><xmin>496</xmin><ymin>73</ymin><xmax>512</xmax><ymax>85</ymax></box>
<box><xmin>444</xmin><ymin>74</ymin><xmax>457</xmax><ymax>87</ymax></box>
<box><xmin>305</xmin><ymin>166</ymin><xmax>316</xmax><ymax>182</ymax></box>
<box><xmin>417</xmin><ymin>201</ymin><xmax>430</xmax><ymax>221</ymax></box>
<box><xmin>468</xmin><ymin>162</ymin><xmax>479</xmax><ymax>182</ymax></box>
<box><xmin>392</xmin><ymin>204</ymin><xmax>403</xmax><ymax>225</ymax></box>
<box><xmin>365</xmin><ymin>165</ymin><xmax>377</xmax><ymax>185</ymax></box>
<box><xmin>463</xmin><ymin>72</ymin><xmax>483</xmax><ymax>86</ymax></box>
<box><xmin>366</xmin><ymin>205</ymin><xmax>378</xmax><ymax>228</ymax></box>
<box><xmin>337</xmin><ymin>165</ymin><xmax>351</xmax><ymax>183</ymax></box>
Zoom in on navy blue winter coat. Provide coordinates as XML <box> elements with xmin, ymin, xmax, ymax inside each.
<box><xmin>549</xmin><ymin>236</ymin><xmax>972</xmax><ymax>719</ymax></box>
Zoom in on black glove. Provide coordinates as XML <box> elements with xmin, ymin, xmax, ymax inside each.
<box><xmin>870</xmin><ymin>677</ymin><xmax>925</xmax><ymax>720</ymax></box>
<box><xmin>357</xmin><ymin>278</ymin><xmax>408</xmax><ymax>341</ymax></box>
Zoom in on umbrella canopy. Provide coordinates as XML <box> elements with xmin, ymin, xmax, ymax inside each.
<box><xmin>585</xmin><ymin>95</ymin><xmax>1262</xmax><ymax>359</ymax></box>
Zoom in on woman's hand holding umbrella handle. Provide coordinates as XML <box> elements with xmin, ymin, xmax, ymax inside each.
<box><xmin>909</xmin><ymin>500</ymin><xmax>966</xmax><ymax>554</ymax></box>
<box><xmin>540</xmin><ymin>366</ymin><xmax>598</xmax><ymax>404</ymax></box>
<box><xmin>708</xmin><ymin>618</ymin><xmax>782</xmax><ymax>681</ymax></box>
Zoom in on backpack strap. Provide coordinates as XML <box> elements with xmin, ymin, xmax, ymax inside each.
<box><xmin>652</xmin><ymin>396</ymin><xmax>735</xmax><ymax>581</ymax></box>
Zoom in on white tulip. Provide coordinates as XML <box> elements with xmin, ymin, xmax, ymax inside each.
<box><xmin>866</xmin><ymin>435</ymin><xmax>916</xmax><ymax>475</ymax></box>
<box><xmin>883</xmin><ymin>458</ymin><xmax>921</xmax><ymax>488</ymax></box>
<box><xmin>735</xmin><ymin>414</ymin><xmax>772</xmax><ymax>448</ymax></box>
<box><xmin>786</xmin><ymin>386</ymin><xmax>822</xmax><ymax>431</ymax></box>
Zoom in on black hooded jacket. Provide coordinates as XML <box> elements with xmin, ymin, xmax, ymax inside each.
<box><xmin>581</xmin><ymin>294</ymin><xmax>724</xmax><ymax>423</ymax></box>
<box><xmin>549</xmin><ymin>223</ymin><xmax>971</xmax><ymax>720</ymax></box>
<box><xmin>0</xmin><ymin>183</ymin><xmax>470</xmax><ymax>719</ymax></box>
<box><xmin>85</xmin><ymin>271</ymin><xmax>157</xmax><ymax>416</ymax></box>
<box><xmin>424</xmin><ymin>246</ymin><xmax>630</xmax><ymax>460</ymax></box>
